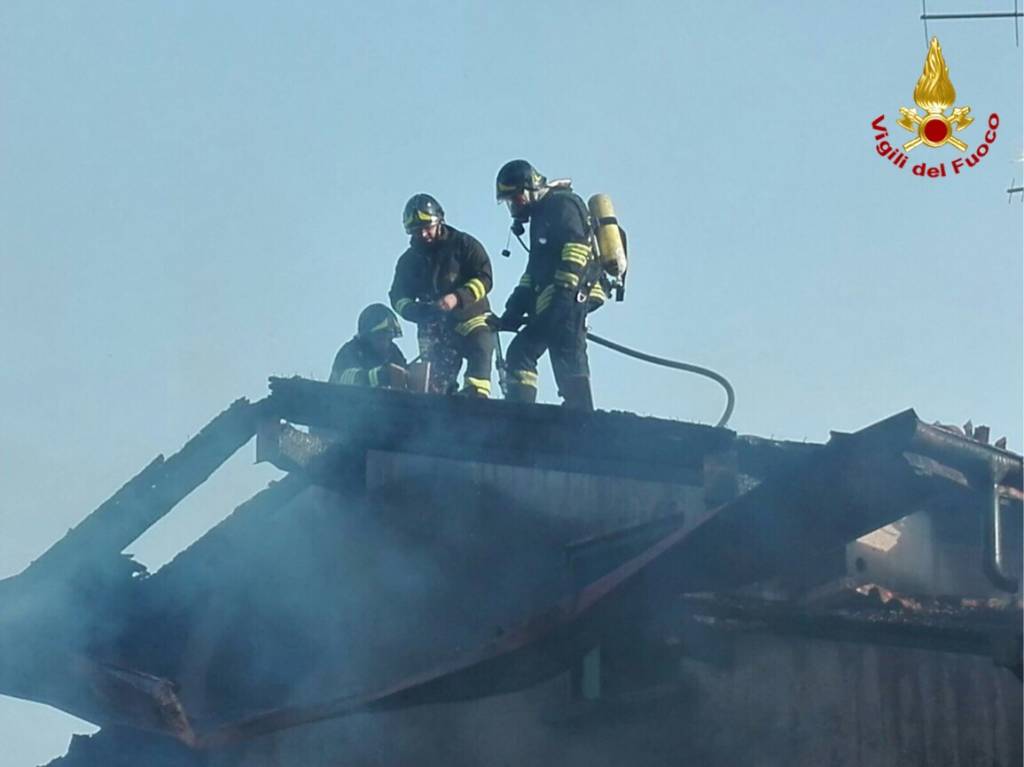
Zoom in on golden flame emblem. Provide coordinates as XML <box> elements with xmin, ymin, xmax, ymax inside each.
<box><xmin>897</xmin><ymin>38</ymin><xmax>973</xmax><ymax>151</ymax></box>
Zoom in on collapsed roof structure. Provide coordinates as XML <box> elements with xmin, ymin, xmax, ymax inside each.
<box><xmin>2</xmin><ymin>380</ymin><xmax>1021</xmax><ymax>766</ymax></box>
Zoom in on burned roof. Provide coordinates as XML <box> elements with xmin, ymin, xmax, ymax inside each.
<box><xmin>1</xmin><ymin>381</ymin><xmax>1020</xmax><ymax>764</ymax></box>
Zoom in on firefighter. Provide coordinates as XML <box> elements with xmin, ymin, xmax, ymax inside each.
<box><xmin>388</xmin><ymin>193</ymin><xmax>495</xmax><ymax>397</ymax></box>
<box><xmin>494</xmin><ymin>160</ymin><xmax>597</xmax><ymax>410</ymax></box>
<box><xmin>329</xmin><ymin>303</ymin><xmax>409</xmax><ymax>389</ymax></box>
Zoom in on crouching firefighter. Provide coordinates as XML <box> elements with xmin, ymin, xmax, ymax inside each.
<box><xmin>493</xmin><ymin>159</ymin><xmax>601</xmax><ymax>410</ymax></box>
<box><xmin>329</xmin><ymin>303</ymin><xmax>409</xmax><ymax>389</ymax></box>
<box><xmin>388</xmin><ymin>193</ymin><xmax>495</xmax><ymax>397</ymax></box>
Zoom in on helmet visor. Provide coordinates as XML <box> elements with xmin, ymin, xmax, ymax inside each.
<box><xmin>403</xmin><ymin>208</ymin><xmax>442</xmax><ymax>234</ymax></box>
<box><xmin>495</xmin><ymin>181</ymin><xmax>524</xmax><ymax>202</ymax></box>
<box><xmin>365</xmin><ymin>318</ymin><xmax>402</xmax><ymax>338</ymax></box>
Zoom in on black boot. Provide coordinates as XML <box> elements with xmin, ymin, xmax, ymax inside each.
<box><xmin>560</xmin><ymin>376</ymin><xmax>594</xmax><ymax>411</ymax></box>
<box><xmin>506</xmin><ymin>382</ymin><xmax>537</xmax><ymax>403</ymax></box>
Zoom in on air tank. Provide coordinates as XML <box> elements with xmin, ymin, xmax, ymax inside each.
<box><xmin>587</xmin><ymin>194</ymin><xmax>627</xmax><ymax>277</ymax></box>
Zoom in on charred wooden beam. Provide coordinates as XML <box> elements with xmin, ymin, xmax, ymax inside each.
<box><xmin>44</xmin><ymin>726</ymin><xmax>205</xmax><ymax>767</ymax></box>
<box><xmin>0</xmin><ymin>637</ymin><xmax>194</xmax><ymax>743</ymax></box>
<box><xmin>19</xmin><ymin>398</ymin><xmax>263</xmax><ymax>584</ymax></box>
<box><xmin>267</xmin><ymin>376</ymin><xmax>733</xmax><ymax>483</ymax></box>
<box><xmin>667</xmin><ymin>592</ymin><xmax>1022</xmax><ymax>660</ymax></box>
<box><xmin>637</xmin><ymin>412</ymin><xmax>1021</xmax><ymax>597</ymax></box>
<box><xmin>0</xmin><ymin>472</ymin><xmax>311</xmax><ymax>739</ymax></box>
<box><xmin>255</xmin><ymin>419</ymin><xmax>368</xmax><ymax>492</ymax></box>
<box><xmin>141</xmin><ymin>470</ymin><xmax>311</xmax><ymax>591</ymax></box>
<box><xmin>255</xmin><ymin>418</ymin><xmax>332</xmax><ymax>472</ymax></box>
<box><xmin>0</xmin><ymin>399</ymin><xmax>269</xmax><ymax>744</ymax></box>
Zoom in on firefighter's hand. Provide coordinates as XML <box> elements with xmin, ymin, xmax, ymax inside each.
<box><xmin>383</xmin><ymin>364</ymin><xmax>409</xmax><ymax>390</ymax></box>
<box><xmin>439</xmin><ymin>294</ymin><xmax>458</xmax><ymax>311</ymax></box>
<box><xmin>436</xmin><ymin>293</ymin><xmax>459</xmax><ymax>312</ymax></box>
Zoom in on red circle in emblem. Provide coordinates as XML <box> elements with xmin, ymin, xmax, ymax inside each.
<box><xmin>923</xmin><ymin>118</ymin><xmax>949</xmax><ymax>144</ymax></box>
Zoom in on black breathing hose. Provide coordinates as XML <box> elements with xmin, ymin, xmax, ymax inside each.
<box><xmin>585</xmin><ymin>331</ymin><xmax>735</xmax><ymax>428</ymax></box>
<box><xmin>497</xmin><ymin>222</ymin><xmax>734</xmax><ymax>425</ymax></box>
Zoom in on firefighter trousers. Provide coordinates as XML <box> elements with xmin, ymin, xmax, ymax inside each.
<box><xmin>505</xmin><ymin>296</ymin><xmax>592</xmax><ymax>408</ymax></box>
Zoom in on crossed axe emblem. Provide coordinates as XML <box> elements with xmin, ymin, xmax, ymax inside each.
<box><xmin>897</xmin><ymin>106</ymin><xmax>973</xmax><ymax>152</ymax></box>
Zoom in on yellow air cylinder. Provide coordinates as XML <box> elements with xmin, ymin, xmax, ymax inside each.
<box><xmin>587</xmin><ymin>194</ymin><xmax>627</xmax><ymax>277</ymax></box>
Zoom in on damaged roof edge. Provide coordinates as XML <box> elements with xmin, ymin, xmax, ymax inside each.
<box><xmin>12</xmin><ymin>398</ymin><xmax>264</xmax><ymax>586</ymax></box>
<box><xmin>266</xmin><ymin>376</ymin><xmax>735</xmax><ymax>478</ymax></box>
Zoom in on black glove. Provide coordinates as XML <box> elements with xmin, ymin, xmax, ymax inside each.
<box><xmin>495</xmin><ymin>310</ymin><xmax>527</xmax><ymax>332</ymax></box>
<box><xmin>405</xmin><ymin>300</ymin><xmax>439</xmax><ymax>324</ymax></box>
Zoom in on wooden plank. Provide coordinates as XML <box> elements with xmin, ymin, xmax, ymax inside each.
<box><xmin>21</xmin><ymin>398</ymin><xmax>262</xmax><ymax>582</ymax></box>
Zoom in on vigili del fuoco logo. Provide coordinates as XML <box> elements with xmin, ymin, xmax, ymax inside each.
<box><xmin>871</xmin><ymin>37</ymin><xmax>999</xmax><ymax>179</ymax></box>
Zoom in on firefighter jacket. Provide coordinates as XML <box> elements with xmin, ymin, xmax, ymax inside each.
<box><xmin>389</xmin><ymin>225</ymin><xmax>493</xmax><ymax>336</ymax></box>
<box><xmin>329</xmin><ymin>337</ymin><xmax>407</xmax><ymax>387</ymax></box>
<box><xmin>505</xmin><ymin>189</ymin><xmax>602</xmax><ymax>318</ymax></box>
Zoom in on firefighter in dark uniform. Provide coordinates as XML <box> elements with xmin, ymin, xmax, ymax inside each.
<box><xmin>494</xmin><ymin>160</ymin><xmax>598</xmax><ymax>410</ymax></box>
<box><xmin>388</xmin><ymin>194</ymin><xmax>495</xmax><ymax>397</ymax></box>
<box><xmin>329</xmin><ymin>304</ymin><xmax>409</xmax><ymax>388</ymax></box>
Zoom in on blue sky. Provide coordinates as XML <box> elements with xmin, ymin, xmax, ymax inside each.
<box><xmin>1</xmin><ymin>2</ymin><xmax>1021</xmax><ymax>763</ymax></box>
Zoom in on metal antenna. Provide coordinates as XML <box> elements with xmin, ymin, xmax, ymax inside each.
<box><xmin>919</xmin><ymin>1</ymin><xmax>1024</xmax><ymax>46</ymax></box>
<box><xmin>916</xmin><ymin>4</ymin><xmax>1024</xmax><ymax>200</ymax></box>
